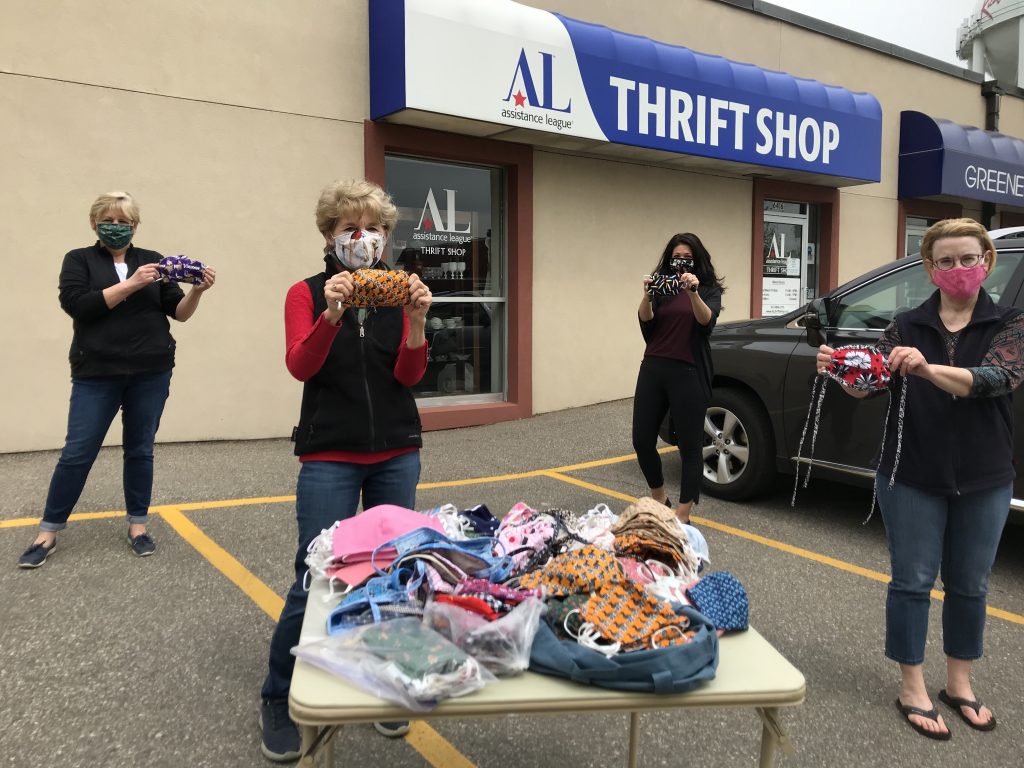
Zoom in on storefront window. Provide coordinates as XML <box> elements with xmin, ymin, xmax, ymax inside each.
<box><xmin>385</xmin><ymin>155</ymin><xmax>506</xmax><ymax>403</ymax></box>
<box><xmin>762</xmin><ymin>200</ymin><xmax>820</xmax><ymax>316</ymax></box>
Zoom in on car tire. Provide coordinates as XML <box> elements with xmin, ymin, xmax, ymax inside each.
<box><xmin>699</xmin><ymin>388</ymin><xmax>776</xmax><ymax>501</ymax></box>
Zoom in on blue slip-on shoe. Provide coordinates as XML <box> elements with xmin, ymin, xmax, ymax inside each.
<box><xmin>128</xmin><ymin>533</ymin><xmax>156</xmax><ymax>557</ymax></box>
<box><xmin>18</xmin><ymin>540</ymin><xmax>56</xmax><ymax>569</ymax></box>
<box><xmin>259</xmin><ymin>699</ymin><xmax>301</xmax><ymax>762</ymax></box>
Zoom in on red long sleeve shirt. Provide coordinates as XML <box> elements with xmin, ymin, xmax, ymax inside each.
<box><xmin>284</xmin><ymin>280</ymin><xmax>427</xmax><ymax>464</ymax></box>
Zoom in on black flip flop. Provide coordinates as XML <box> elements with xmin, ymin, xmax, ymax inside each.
<box><xmin>938</xmin><ymin>689</ymin><xmax>997</xmax><ymax>731</ymax></box>
<box><xmin>895</xmin><ymin>699</ymin><xmax>952</xmax><ymax>741</ymax></box>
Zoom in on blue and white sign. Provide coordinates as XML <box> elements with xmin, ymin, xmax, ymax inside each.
<box><xmin>899</xmin><ymin>110</ymin><xmax>1024</xmax><ymax>206</ymax></box>
<box><xmin>370</xmin><ymin>0</ymin><xmax>883</xmax><ymax>182</ymax></box>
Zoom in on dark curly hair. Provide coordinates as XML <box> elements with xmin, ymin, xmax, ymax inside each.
<box><xmin>650</xmin><ymin>232</ymin><xmax>725</xmax><ymax>291</ymax></box>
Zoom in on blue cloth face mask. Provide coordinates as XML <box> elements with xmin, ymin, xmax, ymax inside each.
<box><xmin>96</xmin><ymin>222</ymin><xmax>134</xmax><ymax>250</ymax></box>
<box><xmin>333</xmin><ymin>229</ymin><xmax>385</xmax><ymax>271</ymax></box>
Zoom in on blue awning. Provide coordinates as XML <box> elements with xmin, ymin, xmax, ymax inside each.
<box><xmin>369</xmin><ymin>0</ymin><xmax>883</xmax><ymax>184</ymax></box>
<box><xmin>899</xmin><ymin>110</ymin><xmax>1024</xmax><ymax>206</ymax></box>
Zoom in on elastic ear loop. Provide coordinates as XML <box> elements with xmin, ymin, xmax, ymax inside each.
<box><xmin>563</xmin><ymin>609</ymin><xmax>621</xmax><ymax>657</ymax></box>
<box><xmin>325</xmin><ymin>576</ymin><xmax>354</xmax><ymax>603</ymax></box>
<box><xmin>864</xmin><ymin>375</ymin><xmax>908</xmax><ymax>525</ymax></box>
<box><xmin>650</xmin><ymin>623</ymin><xmax>689</xmax><ymax>649</ymax></box>
<box><xmin>647</xmin><ymin>574</ymin><xmax>689</xmax><ymax>604</ymax></box>
<box><xmin>791</xmin><ymin>373</ymin><xmax>825</xmax><ymax>507</ymax></box>
<box><xmin>645</xmin><ymin>559</ymin><xmax>675</xmax><ymax>580</ymax></box>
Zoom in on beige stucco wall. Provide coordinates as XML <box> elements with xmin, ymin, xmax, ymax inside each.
<box><xmin>0</xmin><ymin>0</ymin><xmax>367</xmax><ymax>452</ymax></box>
<box><xmin>5</xmin><ymin>0</ymin><xmax>1024</xmax><ymax>450</ymax></box>
<box><xmin>530</xmin><ymin>150</ymin><xmax>751</xmax><ymax>414</ymax></box>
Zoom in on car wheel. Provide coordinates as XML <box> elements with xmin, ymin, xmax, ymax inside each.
<box><xmin>700</xmin><ymin>388</ymin><xmax>776</xmax><ymax>501</ymax></box>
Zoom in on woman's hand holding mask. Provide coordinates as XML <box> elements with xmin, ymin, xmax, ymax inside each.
<box><xmin>406</xmin><ymin>273</ymin><xmax>432</xmax><ymax>324</ymax></box>
<box><xmin>324</xmin><ymin>272</ymin><xmax>354</xmax><ymax>324</ymax></box>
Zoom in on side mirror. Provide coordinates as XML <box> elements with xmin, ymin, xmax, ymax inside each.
<box><xmin>804</xmin><ymin>297</ymin><xmax>829</xmax><ymax>348</ymax></box>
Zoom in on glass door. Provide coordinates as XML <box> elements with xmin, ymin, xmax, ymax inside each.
<box><xmin>762</xmin><ymin>201</ymin><xmax>811</xmax><ymax>316</ymax></box>
<box><xmin>385</xmin><ymin>155</ymin><xmax>506</xmax><ymax>404</ymax></box>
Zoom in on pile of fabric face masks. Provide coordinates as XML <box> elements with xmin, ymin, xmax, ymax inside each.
<box><xmin>297</xmin><ymin>497</ymin><xmax>746</xmax><ymax>705</ymax></box>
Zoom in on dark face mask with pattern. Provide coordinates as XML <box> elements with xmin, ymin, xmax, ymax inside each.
<box><xmin>96</xmin><ymin>222</ymin><xmax>134</xmax><ymax>250</ymax></box>
<box><xmin>670</xmin><ymin>257</ymin><xmax>694</xmax><ymax>273</ymax></box>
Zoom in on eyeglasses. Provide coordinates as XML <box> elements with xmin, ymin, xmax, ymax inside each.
<box><xmin>929</xmin><ymin>253</ymin><xmax>986</xmax><ymax>271</ymax></box>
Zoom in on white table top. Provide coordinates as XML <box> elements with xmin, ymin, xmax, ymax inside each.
<box><xmin>290</xmin><ymin>579</ymin><xmax>805</xmax><ymax>725</ymax></box>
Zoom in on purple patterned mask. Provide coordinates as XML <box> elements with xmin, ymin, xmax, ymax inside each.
<box><xmin>157</xmin><ymin>255</ymin><xmax>207</xmax><ymax>285</ymax></box>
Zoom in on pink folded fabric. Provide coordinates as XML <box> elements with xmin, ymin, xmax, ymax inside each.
<box><xmin>329</xmin><ymin>505</ymin><xmax>445</xmax><ymax>587</ymax></box>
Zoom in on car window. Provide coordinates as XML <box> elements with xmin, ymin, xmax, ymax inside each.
<box><xmin>832</xmin><ymin>253</ymin><xmax>1023</xmax><ymax>330</ymax></box>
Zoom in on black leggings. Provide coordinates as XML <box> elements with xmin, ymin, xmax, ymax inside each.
<box><xmin>632</xmin><ymin>356</ymin><xmax>708</xmax><ymax>504</ymax></box>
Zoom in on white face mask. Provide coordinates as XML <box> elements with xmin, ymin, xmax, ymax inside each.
<box><xmin>333</xmin><ymin>229</ymin><xmax>385</xmax><ymax>271</ymax></box>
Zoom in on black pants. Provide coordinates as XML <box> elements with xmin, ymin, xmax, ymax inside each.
<box><xmin>632</xmin><ymin>356</ymin><xmax>708</xmax><ymax>504</ymax></box>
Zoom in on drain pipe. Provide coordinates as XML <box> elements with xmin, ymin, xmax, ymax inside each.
<box><xmin>981</xmin><ymin>81</ymin><xmax>1003</xmax><ymax>229</ymax></box>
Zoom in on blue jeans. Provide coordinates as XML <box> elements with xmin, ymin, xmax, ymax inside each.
<box><xmin>261</xmin><ymin>451</ymin><xmax>421</xmax><ymax>701</ymax></box>
<box><xmin>876</xmin><ymin>477</ymin><xmax>1010</xmax><ymax>664</ymax></box>
<box><xmin>40</xmin><ymin>371</ymin><xmax>172</xmax><ymax>532</ymax></box>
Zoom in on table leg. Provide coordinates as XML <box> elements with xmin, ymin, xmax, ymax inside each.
<box><xmin>627</xmin><ymin>712</ymin><xmax>640</xmax><ymax>768</ymax></box>
<box><xmin>297</xmin><ymin>724</ymin><xmax>340</xmax><ymax>768</ymax></box>
<box><xmin>298</xmin><ymin>725</ymin><xmax>318</xmax><ymax>768</ymax></box>
<box><xmin>756</xmin><ymin>707</ymin><xmax>794</xmax><ymax>768</ymax></box>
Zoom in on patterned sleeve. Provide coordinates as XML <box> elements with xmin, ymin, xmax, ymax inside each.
<box><xmin>875</xmin><ymin>318</ymin><xmax>900</xmax><ymax>357</ymax></box>
<box><xmin>968</xmin><ymin>312</ymin><xmax>1024</xmax><ymax>398</ymax></box>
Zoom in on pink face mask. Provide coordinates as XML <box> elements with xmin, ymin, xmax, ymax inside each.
<box><xmin>931</xmin><ymin>264</ymin><xmax>987</xmax><ymax>300</ymax></box>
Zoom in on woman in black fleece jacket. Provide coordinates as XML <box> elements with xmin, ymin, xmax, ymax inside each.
<box><xmin>18</xmin><ymin>191</ymin><xmax>215</xmax><ymax>568</ymax></box>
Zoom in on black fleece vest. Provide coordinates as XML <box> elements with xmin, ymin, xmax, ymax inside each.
<box><xmin>876</xmin><ymin>289</ymin><xmax>1020</xmax><ymax>495</ymax></box>
<box><xmin>293</xmin><ymin>273</ymin><xmax>422</xmax><ymax>455</ymax></box>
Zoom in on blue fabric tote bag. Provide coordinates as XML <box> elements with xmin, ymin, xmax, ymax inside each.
<box><xmin>528</xmin><ymin>606</ymin><xmax>719</xmax><ymax>694</ymax></box>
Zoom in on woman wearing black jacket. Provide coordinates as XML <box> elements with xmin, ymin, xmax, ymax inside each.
<box><xmin>633</xmin><ymin>232</ymin><xmax>724</xmax><ymax>524</ymax></box>
<box><xmin>817</xmin><ymin>218</ymin><xmax>1023</xmax><ymax>740</ymax></box>
<box><xmin>18</xmin><ymin>191</ymin><xmax>215</xmax><ymax>568</ymax></box>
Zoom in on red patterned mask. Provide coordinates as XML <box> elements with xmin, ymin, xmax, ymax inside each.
<box><xmin>823</xmin><ymin>345</ymin><xmax>891</xmax><ymax>392</ymax></box>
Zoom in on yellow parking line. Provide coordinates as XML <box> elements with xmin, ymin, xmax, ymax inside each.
<box><xmin>0</xmin><ymin>449</ymin><xmax>667</xmax><ymax>528</ymax></box>
<box><xmin>0</xmin><ymin>496</ymin><xmax>298</xmax><ymax>529</ymax></box>
<box><xmin>541</xmin><ymin>471</ymin><xmax>638</xmax><ymax>503</ymax></box>
<box><xmin>160</xmin><ymin>506</ymin><xmax>285</xmax><ymax>621</ymax></box>
<box><xmin>405</xmin><ymin>721</ymin><xmax>476</xmax><ymax>768</ymax></box>
<box><xmin>173</xmin><ymin>495</ymin><xmax>296</xmax><ymax>511</ymax></box>
<box><xmin>0</xmin><ymin>510</ymin><xmax>124</xmax><ymax>528</ymax></box>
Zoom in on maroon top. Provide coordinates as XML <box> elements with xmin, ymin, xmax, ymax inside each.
<box><xmin>642</xmin><ymin>291</ymin><xmax>696</xmax><ymax>364</ymax></box>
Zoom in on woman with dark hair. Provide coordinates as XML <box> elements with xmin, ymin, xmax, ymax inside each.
<box><xmin>632</xmin><ymin>233</ymin><xmax>724</xmax><ymax>524</ymax></box>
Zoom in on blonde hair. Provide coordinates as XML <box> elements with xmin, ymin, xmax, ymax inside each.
<box><xmin>315</xmin><ymin>179</ymin><xmax>397</xmax><ymax>236</ymax></box>
<box><xmin>89</xmin><ymin>191</ymin><xmax>140</xmax><ymax>226</ymax></box>
<box><xmin>920</xmin><ymin>218</ymin><xmax>997</xmax><ymax>272</ymax></box>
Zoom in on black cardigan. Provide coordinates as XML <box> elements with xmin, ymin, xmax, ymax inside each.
<box><xmin>59</xmin><ymin>243</ymin><xmax>184</xmax><ymax>377</ymax></box>
<box><xmin>877</xmin><ymin>289</ymin><xmax>1021</xmax><ymax>495</ymax></box>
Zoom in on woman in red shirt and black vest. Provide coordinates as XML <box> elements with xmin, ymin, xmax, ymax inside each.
<box><xmin>259</xmin><ymin>179</ymin><xmax>432</xmax><ymax>760</ymax></box>
<box><xmin>633</xmin><ymin>233</ymin><xmax>724</xmax><ymax>525</ymax></box>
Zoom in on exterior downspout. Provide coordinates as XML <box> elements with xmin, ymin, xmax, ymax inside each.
<box><xmin>982</xmin><ymin>81</ymin><xmax>1003</xmax><ymax>229</ymax></box>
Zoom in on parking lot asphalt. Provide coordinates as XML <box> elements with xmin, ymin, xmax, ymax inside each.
<box><xmin>2</xmin><ymin>398</ymin><xmax>1023</xmax><ymax>768</ymax></box>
